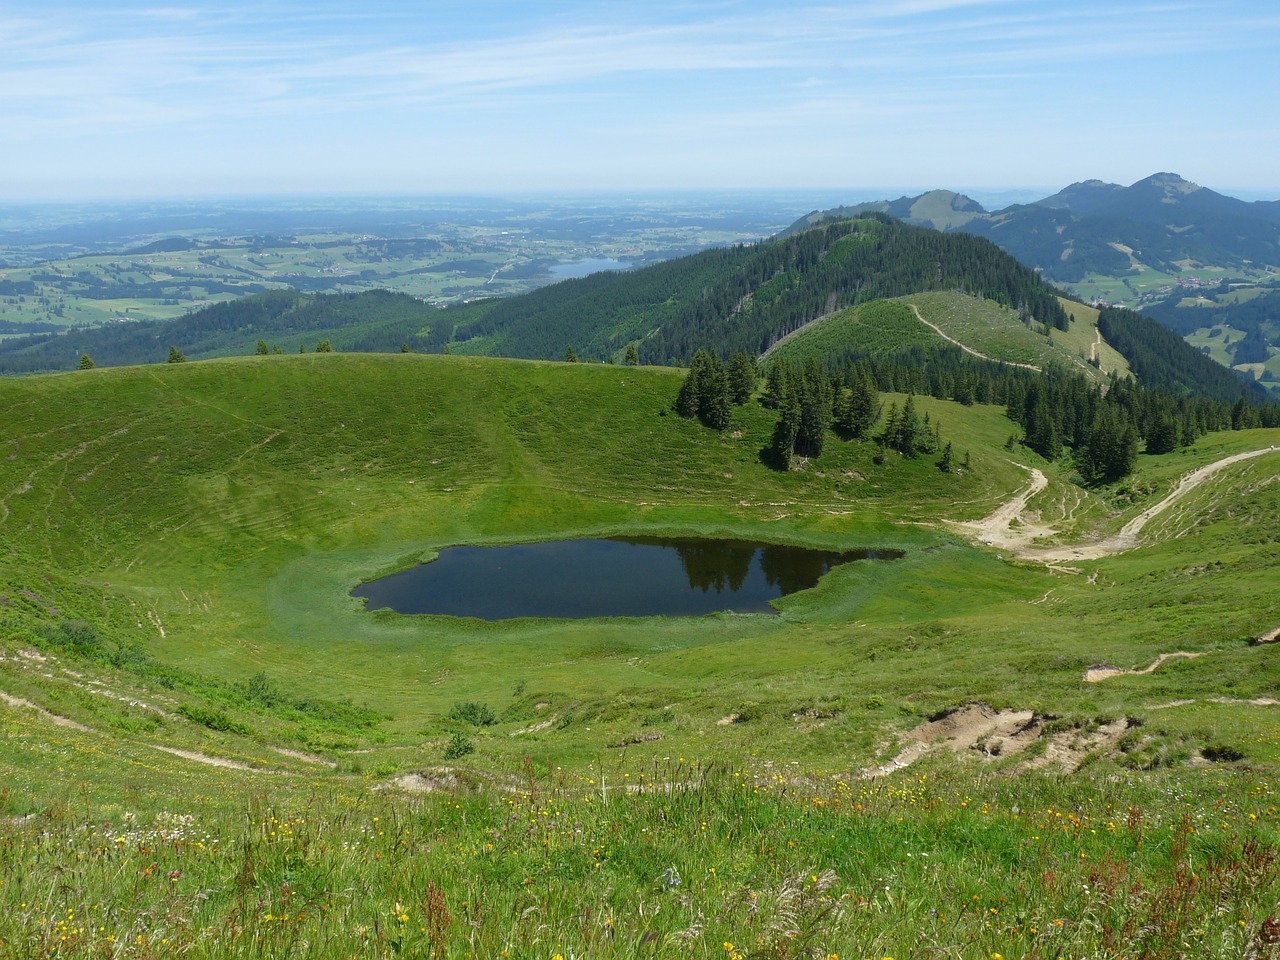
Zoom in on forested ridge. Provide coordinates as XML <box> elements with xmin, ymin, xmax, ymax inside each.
<box><xmin>455</xmin><ymin>215</ymin><xmax>1069</xmax><ymax>362</ymax></box>
<box><xmin>1095</xmin><ymin>305</ymin><xmax>1268</xmax><ymax>403</ymax></box>
<box><xmin>0</xmin><ymin>289</ymin><xmax>449</xmax><ymax>373</ymax></box>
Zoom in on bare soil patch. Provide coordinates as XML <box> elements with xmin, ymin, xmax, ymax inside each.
<box><xmin>863</xmin><ymin>703</ymin><xmax>1140</xmax><ymax>777</ymax></box>
<box><xmin>1083</xmin><ymin>651</ymin><xmax>1204</xmax><ymax>683</ymax></box>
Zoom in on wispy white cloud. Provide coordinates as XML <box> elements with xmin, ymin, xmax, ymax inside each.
<box><xmin>1</xmin><ymin>0</ymin><xmax>1277</xmax><ymax>193</ymax></box>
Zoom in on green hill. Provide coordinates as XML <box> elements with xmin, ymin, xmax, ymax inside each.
<box><xmin>451</xmin><ymin>215</ymin><xmax>1069</xmax><ymax>363</ymax></box>
<box><xmin>768</xmin><ymin>291</ymin><xmax>1118</xmax><ymax>384</ymax></box>
<box><xmin>3</xmin><ymin>353</ymin><xmax>1280</xmax><ymax>956</ymax></box>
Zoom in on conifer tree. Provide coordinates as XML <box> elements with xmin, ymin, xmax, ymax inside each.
<box><xmin>727</xmin><ymin>352</ymin><xmax>758</xmax><ymax>405</ymax></box>
<box><xmin>255</xmin><ymin>339</ymin><xmax>269</xmax><ymax>355</ymax></box>
<box><xmin>565</xmin><ymin>345</ymin><xmax>578</xmax><ymax>363</ymax></box>
<box><xmin>768</xmin><ymin>392</ymin><xmax>801</xmax><ymax>469</ymax></box>
<box><xmin>167</xmin><ymin>346</ymin><xmax>186</xmax><ymax>363</ymax></box>
<box><xmin>761</xmin><ymin>360</ymin><xmax>791</xmax><ymax>409</ymax></box>
<box><xmin>78</xmin><ymin>353</ymin><xmax>94</xmax><ymax>370</ymax></box>
<box><xmin>938</xmin><ymin>441</ymin><xmax>954</xmax><ymax>473</ymax></box>
<box><xmin>624</xmin><ymin>344</ymin><xmax>639</xmax><ymax>366</ymax></box>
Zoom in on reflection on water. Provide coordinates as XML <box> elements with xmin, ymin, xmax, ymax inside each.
<box><xmin>351</xmin><ymin>537</ymin><xmax>902</xmax><ymax>621</ymax></box>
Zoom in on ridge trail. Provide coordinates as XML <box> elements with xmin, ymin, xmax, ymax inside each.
<box><xmin>908</xmin><ymin>303</ymin><xmax>1042</xmax><ymax>372</ymax></box>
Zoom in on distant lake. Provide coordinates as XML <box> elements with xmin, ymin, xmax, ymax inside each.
<box><xmin>548</xmin><ymin>258</ymin><xmax>631</xmax><ymax>280</ymax></box>
<box><xmin>351</xmin><ymin>537</ymin><xmax>902</xmax><ymax>620</ymax></box>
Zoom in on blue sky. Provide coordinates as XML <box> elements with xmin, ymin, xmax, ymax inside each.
<box><xmin>3</xmin><ymin>0</ymin><xmax>1278</xmax><ymax>199</ymax></box>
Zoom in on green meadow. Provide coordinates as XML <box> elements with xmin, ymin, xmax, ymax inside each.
<box><xmin>2</xmin><ymin>353</ymin><xmax>1279</xmax><ymax>957</ymax></box>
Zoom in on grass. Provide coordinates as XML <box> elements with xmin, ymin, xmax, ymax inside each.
<box><xmin>770</xmin><ymin>292</ymin><xmax>1124</xmax><ymax>385</ymax></box>
<box><xmin>3</xmin><ymin>351</ymin><xmax>1280</xmax><ymax>956</ymax></box>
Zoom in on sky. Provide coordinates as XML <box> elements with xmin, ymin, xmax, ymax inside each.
<box><xmin>2</xmin><ymin>0</ymin><xmax>1278</xmax><ymax>200</ymax></box>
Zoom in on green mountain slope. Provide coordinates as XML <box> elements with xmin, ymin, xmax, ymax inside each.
<box><xmin>4</xmin><ymin>353</ymin><xmax>1280</xmax><ymax>956</ymax></box>
<box><xmin>768</xmin><ymin>292</ymin><xmax>1109</xmax><ymax>382</ymax></box>
<box><xmin>451</xmin><ymin>215</ymin><xmax>1069</xmax><ymax>362</ymax></box>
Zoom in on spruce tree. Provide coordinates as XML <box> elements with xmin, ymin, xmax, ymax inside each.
<box><xmin>167</xmin><ymin>346</ymin><xmax>186</xmax><ymax>363</ymax></box>
<box><xmin>255</xmin><ymin>339</ymin><xmax>269</xmax><ymax>355</ymax></box>
<box><xmin>938</xmin><ymin>441</ymin><xmax>954</xmax><ymax>473</ymax></box>
<box><xmin>761</xmin><ymin>360</ymin><xmax>791</xmax><ymax>409</ymax></box>
<box><xmin>727</xmin><ymin>352</ymin><xmax>758</xmax><ymax>405</ymax></box>
<box><xmin>768</xmin><ymin>393</ymin><xmax>801</xmax><ymax>469</ymax></box>
<box><xmin>565</xmin><ymin>345</ymin><xmax>578</xmax><ymax>363</ymax></box>
<box><xmin>78</xmin><ymin>353</ymin><xmax>94</xmax><ymax>370</ymax></box>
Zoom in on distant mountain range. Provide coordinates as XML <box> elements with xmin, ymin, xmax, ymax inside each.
<box><xmin>788</xmin><ymin>173</ymin><xmax>1280</xmax><ymax>284</ymax></box>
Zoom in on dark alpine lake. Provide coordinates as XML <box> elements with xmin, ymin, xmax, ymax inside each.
<box><xmin>351</xmin><ymin>537</ymin><xmax>902</xmax><ymax>620</ymax></box>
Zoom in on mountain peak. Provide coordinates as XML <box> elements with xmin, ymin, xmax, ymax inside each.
<box><xmin>1133</xmin><ymin>172</ymin><xmax>1202</xmax><ymax>197</ymax></box>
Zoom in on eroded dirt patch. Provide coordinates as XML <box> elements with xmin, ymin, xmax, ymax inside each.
<box><xmin>1084</xmin><ymin>651</ymin><xmax>1203</xmax><ymax>683</ymax></box>
<box><xmin>865</xmin><ymin>703</ymin><xmax>1140</xmax><ymax>777</ymax></box>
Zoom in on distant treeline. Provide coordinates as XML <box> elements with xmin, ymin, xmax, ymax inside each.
<box><xmin>0</xmin><ymin>289</ymin><xmax>446</xmax><ymax>373</ymax></box>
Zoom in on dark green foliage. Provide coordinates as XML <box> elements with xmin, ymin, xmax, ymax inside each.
<box><xmin>0</xmin><ymin>289</ymin><xmax>451</xmax><ymax>373</ymax></box>
<box><xmin>761</xmin><ymin>360</ymin><xmax>790</xmax><ymax>409</ymax></box>
<box><xmin>879</xmin><ymin>394</ymin><xmax>935</xmax><ymax>458</ymax></box>
<box><xmin>78</xmin><ymin>353</ymin><xmax>94</xmax><ymax>370</ymax></box>
<box><xmin>938</xmin><ymin>441</ymin><xmax>954</xmax><ymax>473</ymax></box>
<box><xmin>1077</xmin><ymin>403</ymin><xmax>1139</xmax><ymax>484</ymax></box>
<box><xmin>1096</xmin><ymin>306</ymin><xmax>1262</xmax><ymax>404</ymax></box>
<box><xmin>728</xmin><ymin>351</ymin><xmax>758</xmax><ymax>405</ymax></box>
<box><xmin>1019</xmin><ymin>381</ymin><xmax>1063</xmax><ymax>461</ymax></box>
<box><xmin>565</xmin><ymin>345</ymin><xmax>578</xmax><ymax>363</ymax></box>
<box><xmin>177</xmin><ymin>703</ymin><xmax>253</xmax><ymax>736</ymax></box>
<box><xmin>167</xmin><ymin>345</ymin><xmax>186</xmax><ymax>363</ymax></box>
<box><xmin>834</xmin><ymin>368</ymin><xmax>882</xmax><ymax>439</ymax></box>
<box><xmin>624</xmin><ymin>344</ymin><xmax>639</xmax><ymax>366</ymax></box>
<box><xmin>400</xmin><ymin>342</ymin><xmax>410</xmax><ymax>353</ymax></box>
<box><xmin>766</xmin><ymin>391</ymin><xmax>801</xmax><ymax>469</ymax></box>
<box><xmin>315</xmin><ymin>339</ymin><xmax>333</xmax><ymax>353</ymax></box>
<box><xmin>675</xmin><ymin>349</ymin><xmax>732</xmax><ymax>430</ymax></box>
<box><xmin>444</xmin><ymin>732</ymin><xmax>475</xmax><ymax>759</ymax></box>
<box><xmin>449</xmin><ymin>701</ymin><xmax>497</xmax><ymax>727</ymax></box>
<box><xmin>255</xmin><ymin>339</ymin><xmax>269</xmax><ymax>355</ymax></box>
<box><xmin>795</xmin><ymin>359</ymin><xmax>832</xmax><ymax>457</ymax></box>
<box><xmin>1233</xmin><ymin>328</ymin><xmax>1271</xmax><ymax>365</ymax></box>
<box><xmin>762</xmin><ymin>358</ymin><xmax>834</xmax><ymax>464</ymax></box>
<box><xmin>1145</xmin><ymin>416</ymin><xmax>1180</xmax><ymax>455</ymax></box>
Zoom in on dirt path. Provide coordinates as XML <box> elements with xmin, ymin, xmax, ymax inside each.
<box><xmin>953</xmin><ymin>462</ymin><xmax>1051</xmax><ymax>551</ymax></box>
<box><xmin>0</xmin><ymin>690</ymin><xmax>92</xmax><ymax>732</ymax></box>
<box><xmin>1</xmin><ymin>686</ymin><xmax>286</xmax><ymax>774</ymax></box>
<box><xmin>908</xmin><ymin>303</ymin><xmax>1042</xmax><ymax>372</ymax></box>
<box><xmin>957</xmin><ymin>447</ymin><xmax>1278</xmax><ymax>563</ymax></box>
<box><xmin>1090</xmin><ymin>328</ymin><xmax>1101</xmax><ymax>364</ymax></box>
<box><xmin>1083</xmin><ymin>651</ymin><xmax>1203</xmax><ymax>683</ymax></box>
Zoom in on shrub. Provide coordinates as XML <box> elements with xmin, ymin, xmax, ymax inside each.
<box><xmin>177</xmin><ymin>703</ymin><xmax>253</xmax><ymax>736</ymax></box>
<box><xmin>449</xmin><ymin>701</ymin><xmax>497</xmax><ymax>727</ymax></box>
<box><xmin>443</xmin><ymin>733</ymin><xmax>474</xmax><ymax>760</ymax></box>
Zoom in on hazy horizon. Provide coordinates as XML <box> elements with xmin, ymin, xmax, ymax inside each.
<box><xmin>3</xmin><ymin>1</ymin><xmax>1278</xmax><ymax>201</ymax></box>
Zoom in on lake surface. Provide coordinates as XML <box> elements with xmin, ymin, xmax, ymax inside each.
<box><xmin>351</xmin><ymin>537</ymin><xmax>902</xmax><ymax>620</ymax></box>
<box><xmin>547</xmin><ymin>257</ymin><xmax>630</xmax><ymax>280</ymax></box>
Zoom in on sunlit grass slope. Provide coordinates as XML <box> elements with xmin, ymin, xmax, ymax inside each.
<box><xmin>770</xmin><ymin>291</ymin><xmax>1128</xmax><ymax>383</ymax></box>
<box><xmin>3</xmin><ymin>352</ymin><xmax>1280</xmax><ymax>957</ymax></box>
